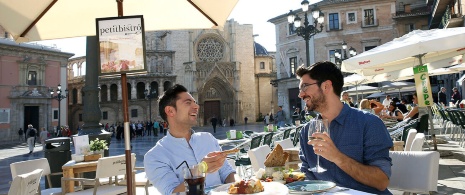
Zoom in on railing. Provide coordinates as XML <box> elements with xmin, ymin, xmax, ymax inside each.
<box><xmin>439</xmin><ymin>5</ymin><xmax>451</xmax><ymax>29</ymax></box>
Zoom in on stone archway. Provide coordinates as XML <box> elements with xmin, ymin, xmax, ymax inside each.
<box><xmin>198</xmin><ymin>77</ymin><xmax>235</xmax><ymax>125</ymax></box>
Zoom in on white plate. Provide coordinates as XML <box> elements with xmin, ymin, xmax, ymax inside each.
<box><xmin>208</xmin><ymin>181</ymin><xmax>289</xmax><ymax>195</ymax></box>
<box><xmin>286</xmin><ymin>180</ymin><xmax>336</xmax><ymax>194</ymax></box>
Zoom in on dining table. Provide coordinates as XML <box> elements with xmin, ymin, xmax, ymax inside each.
<box><xmin>62</xmin><ymin>160</ymin><xmax>98</xmax><ymax>193</ymax></box>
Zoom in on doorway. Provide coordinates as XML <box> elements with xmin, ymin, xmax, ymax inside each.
<box><xmin>204</xmin><ymin>101</ymin><xmax>220</xmax><ymax>125</ymax></box>
<box><xmin>288</xmin><ymin>88</ymin><xmax>301</xmax><ymax>113</ymax></box>
<box><xmin>24</xmin><ymin>106</ymin><xmax>39</xmax><ymax>130</ymax></box>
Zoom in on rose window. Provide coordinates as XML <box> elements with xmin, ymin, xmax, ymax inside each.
<box><xmin>197</xmin><ymin>37</ymin><xmax>224</xmax><ymax>62</ymax></box>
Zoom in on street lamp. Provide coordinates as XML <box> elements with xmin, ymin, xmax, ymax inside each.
<box><xmin>288</xmin><ymin>0</ymin><xmax>325</xmax><ymax>67</ymax></box>
<box><xmin>144</xmin><ymin>87</ymin><xmax>157</xmax><ymax>123</ymax></box>
<box><xmin>50</xmin><ymin>84</ymin><xmax>68</xmax><ymax>129</ymax></box>
<box><xmin>335</xmin><ymin>41</ymin><xmax>357</xmax><ymax>66</ymax></box>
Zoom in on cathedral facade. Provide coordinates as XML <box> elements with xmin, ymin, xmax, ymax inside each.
<box><xmin>67</xmin><ymin>20</ymin><xmax>277</xmax><ymax>130</ymax></box>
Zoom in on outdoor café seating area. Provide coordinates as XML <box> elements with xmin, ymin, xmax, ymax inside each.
<box><xmin>7</xmin><ymin>107</ymin><xmax>464</xmax><ymax>195</ymax></box>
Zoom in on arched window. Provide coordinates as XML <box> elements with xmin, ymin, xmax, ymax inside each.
<box><xmin>110</xmin><ymin>84</ymin><xmax>118</xmax><ymax>101</ymax></box>
<box><xmin>72</xmin><ymin>88</ymin><xmax>78</xmax><ymax>104</ymax></box>
<box><xmin>100</xmin><ymin>85</ymin><xmax>108</xmax><ymax>102</ymax></box>
<box><xmin>150</xmin><ymin>81</ymin><xmax>159</xmax><ymax>97</ymax></box>
<box><xmin>27</xmin><ymin>71</ymin><xmax>37</xmax><ymax>85</ymax></box>
<box><xmin>163</xmin><ymin>81</ymin><xmax>172</xmax><ymax>92</ymax></box>
<box><xmin>137</xmin><ymin>82</ymin><xmax>146</xmax><ymax>99</ymax></box>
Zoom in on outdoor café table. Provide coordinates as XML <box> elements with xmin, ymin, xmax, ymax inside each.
<box><xmin>217</xmin><ymin>138</ymin><xmax>248</xmax><ymax>147</ymax></box>
<box><xmin>62</xmin><ymin>160</ymin><xmax>98</xmax><ymax>193</ymax></box>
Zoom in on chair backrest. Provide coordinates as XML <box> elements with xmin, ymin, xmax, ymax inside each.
<box><xmin>292</xmin><ymin>127</ymin><xmax>301</xmax><ymax>147</ymax></box>
<box><xmin>247</xmin><ymin>145</ymin><xmax>271</xmax><ymax>172</ymax></box>
<box><xmin>262</xmin><ymin>133</ymin><xmax>274</xmax><ymax>146</ymax></box>
<box><xmin>10</xmin><ymin>158</ymin><xmax>51</xmax><ymax>178</ymax></box>
<box><xmin>274</xmin><ymin>139</ymin><xmax>294</xmax><ymax>149</ymax></box>
<box><xmin>8</xmin><ymin>169</ymin><xmax>43</xmax><ymax>195</ymax></box>
<box><xmin>410</xmin><ymin>133</ymin><xmax>425</xmax><ymax>151</ymax></box>
<box><xmin>389</xmin><ymin>151</ymin><xmax>439</xmax><ymax>193</ymax></box>
<box><xmin>283</xmin><ymin>129</ymin><xmax>291</xmax><ymax>139</ymax></box>
<box><xmin>95</xmin><ymin>154</ymin><xmax>135</xmax><ymax>179</ymax></box>
<box><xmin>404</xmin><ymin>129</ymin><xmax>417</xmax><ymax>151</ymax></box>
<box><xmin>250</xmin><ymin>136</ymin><xmax>263</xmax><ymax>150</ymax></box>
<box><xmin>401</xmin><ymin>122</ymin><xmax>418</xmax><ymax>141</ymax></box>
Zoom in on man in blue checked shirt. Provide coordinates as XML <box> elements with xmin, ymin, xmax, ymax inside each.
<box><xmin>296</xmin><ymin>61</ymin><xmax>393</xmax><ymax>195</ymax></box>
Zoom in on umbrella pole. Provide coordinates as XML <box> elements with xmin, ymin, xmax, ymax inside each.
<box><xmin>116</xmin><ymin>2</ymin><xmax>134</xmax><ymax>195</ymax></box>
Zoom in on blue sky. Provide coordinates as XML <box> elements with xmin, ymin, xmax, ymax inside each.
<box><xmin>35</xmin><ymin>0</ymin><xmax>313</xmax><ymax>57</ymax></box>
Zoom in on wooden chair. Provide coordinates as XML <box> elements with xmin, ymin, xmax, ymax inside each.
<box><xmin>61</xmin><ymin>154</ymin><xmax>135</xmax><ymax>195</ymax></box>
<box><xmin>10</xmin><ymin>158</ymin><xmax>62</xmax><ymax>195</ymax></box>
<box><xmin>7</xmin><ymin>169</ymin><xmax>43</xmax><ymax>195</ymax></box>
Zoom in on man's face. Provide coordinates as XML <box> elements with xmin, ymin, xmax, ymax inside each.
<box><xmin>171</xmin><ymin>92</ymin><xmax>199</xmax><ymax>127</ymax></box>
<box><xmin>387</xmin><ymin>96</ymin><xmax>391</xmax><ymax>100</ymax></box>
<box><xmin>342</xmin><ymin>93</ymin><xmax>349</xmax><ymax>100</ymax></box>
<box><xmin>442</xmin><ymin>88</ymin><xmax>446</xmax><ymax>92</ymax></box>
<box><xmin>298</xmin><ymin>74</ymin><xmax>326</xmax><ymax>112</ymax></box>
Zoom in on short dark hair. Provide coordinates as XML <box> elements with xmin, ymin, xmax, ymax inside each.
<box><xmin>296</xmin><ymin>61</ymin><xmax>343</xmax><ymax>97</ymax></box>
<box><xmin>158</xmin><ymin>84</ymin><xmax>188</xmax><ymax>122</ymax></box>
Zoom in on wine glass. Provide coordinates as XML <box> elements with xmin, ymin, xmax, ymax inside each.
<box><xmin>307</xmin><ymin>118</ymin><xmax>329</xmax><ymax>173</ymax></box>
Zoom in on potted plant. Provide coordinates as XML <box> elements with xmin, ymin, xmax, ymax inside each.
<box><xmin>89</xmin><ymin>138</ymin><xmax>108</xmax><ymax>155</ymax></box>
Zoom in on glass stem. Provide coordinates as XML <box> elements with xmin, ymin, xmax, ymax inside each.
<box><xmin>317</xmin><ymin>155</ymin><xmax>320</xmax><ymax>172</ymax></box>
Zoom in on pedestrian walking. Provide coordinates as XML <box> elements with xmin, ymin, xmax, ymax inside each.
<box><xmin>25</xmin><ymin>124</ymin><xmax>37</xmax><ymax>154</ymax></box>
<box><xmin>18</xmin><ymin>128</ymin><xmax>24</xmax><ymax>142</ymax></box>
<box><xmin>153</xmin><ymin>120</ymin><xmax>159</xmax><ymax>137</ymax></box>
<box><xmin>244</xmin><ymin>116</ymin><xmax>248</xmax><ymax>125</ymax></box>
<box><xmin>275</xmin><ymin>106</ymin><xmax>286</xmax><ymax>127</ymax></box>
<box><xmin>39</xmin><ymin>127</ymin><xmax>49</xmax><ymax>150</ymax></box>
<box><xmin>210</xmin><ymin>115</ymin><xmax>218</xmax><ymax>133</ymax></box>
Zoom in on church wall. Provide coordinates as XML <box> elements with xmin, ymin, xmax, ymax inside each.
<box><xmin>233</xmin><ymin>23</ymin><xmax>256</xmax><ymax>122</ymax></box>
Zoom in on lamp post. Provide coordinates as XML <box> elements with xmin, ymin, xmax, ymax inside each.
<box><xmin>334</xmin><ymin>41</ymin><xmax>357</xmax><ymax>67</ymax></box>
<box><xmin>50</xmin><ymin>84</ymin><xmax>68</xmax><ymax>129</ymax></box>
<box><xmin>144</xmin><ymin>87</ymin><xmax>157</xmax><ymax>123</ymax></box>
<box><xmin>288</xmin><ymin>0</ymin><xmax>325</xmax><ymax>67</ymax></box>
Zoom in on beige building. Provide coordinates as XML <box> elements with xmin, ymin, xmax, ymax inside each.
<box><xmin>67</xmin><ymin>19</ymin><xmax>277</xmax><ymax>129</ymax></box>
<box><xmin>267</xmin><ymin>0</ymin><xmax>432</xmax><ymax>117</ymax></box>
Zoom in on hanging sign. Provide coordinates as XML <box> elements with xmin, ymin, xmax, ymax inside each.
<box><xmin>96</xmin><ymin>15</ymin><xmax>147</xmax><ymax>76</ymax></box>
<box><xmin>413</xmin><ymin>65</ymin><xmax>434</xmax><ymax>107</ymax></box>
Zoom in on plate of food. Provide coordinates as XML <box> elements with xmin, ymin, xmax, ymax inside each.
<box><xmin>286</xmin><ymin>180</ymin><xmax>336</xmax><ymax>194</ymax></box>
<box><xmin>208</xmin><ymin>179</ymin><xmax>288</xmax><ymax>195</ymax></box>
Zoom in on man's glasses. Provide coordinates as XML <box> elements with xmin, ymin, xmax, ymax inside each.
<box><xmin>299</xmin><ymin>82</ymin><xmax>318</xmax><ymax>93</ymax></box>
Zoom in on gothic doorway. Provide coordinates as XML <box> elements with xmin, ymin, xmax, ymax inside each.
<box><xmin>204</xmin><ymin>101</ymin><xmax>220</xmax><ymax>125</ymax></box>
<box><xmin>24</xmin><ymin>106</ymin><xmax>39</xmax><ymax>130</ymax></box>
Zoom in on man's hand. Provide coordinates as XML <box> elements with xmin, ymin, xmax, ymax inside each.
<box><xmin>202</xmin><ymin>152</ymin><xmax>227</xmax><ymax>173</ymax></box>
<box><xmin>307</xmin><ymin>132</ymin><xmax>344</xmax><ymax>164</ymax></box>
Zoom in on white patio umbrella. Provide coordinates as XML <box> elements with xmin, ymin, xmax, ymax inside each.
<box><xmin>0</xmin><ymin>0</ymin><xmax>239</xmax><ymax>42</ymax></box>
<box><xmin>341</xmin><ymin>27</ymin><xmax>465</xmax><ymax>76</ymax></box>
<box><xmin>369</xmin><ymin>55</ymin><xmax>463</xmax><ymax>83</ymax></box>
<box><xmin>366</xmin><ymin>92</ymin><xmax>386</xmax><ymax>99</ymax></box>
<box><xmin>346</xmin><ymin>85</ymin><xmax>378</xmax><ymax>101</ymax></box>
<box><xmin>343</xmin><ymin>74</ymin><xmax>374</xmax><ymax>101</ymax></box>
<box><xmin>341</xmin><ymin>27</ymin><xmax>465</xmax><ymax>140</ymax></box>
<box><xmin>449</xmin><ymin>63</ymin><xmax>465</xmax><ymax>71</ymax></box>
<box><xmin>382</xmin><ymin>81</ymin><xmax>415</xmax><ymax>98</ymax></box>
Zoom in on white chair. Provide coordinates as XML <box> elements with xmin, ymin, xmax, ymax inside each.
<box><xmin>388</xmin><ymin>151</ymin><xmax>439</xmax><ymax>194</ymax></box>
<box><xmin>61</xmin><ymin>154</ymin><xmax>135</xmax><ymax>195</ymax></box>
<box><xmin>404</xmin><ymin>129</ymin><xmax>417</xmax><ymax>151</ymax></box>
<box><xmin>274</xmin><ymin>139</ymin><xmax>294</xmax><ymax>149</ymax></box>
<box><xmin>410</xmin><ymin>133</ymin><xmax>425</xmax><ymax>151</ymax></box>
<box><xmin>247</xmin><ymin>145</ymin><xmax>271</xmax><ymax>173</ymax></box>
<box><xmin>10</xmin><ymin>158</ymin><xmax>62</xmax><ymax>195</ymax></box>
<box><xmin>8</xmin><ymin>169</ymin><xmax>43</xmax><ymax>195</ymax></box>
<box><xmin>118</xmin><ymin>167</ymin><xmax>151</xmax><ymax>195</ymax></box>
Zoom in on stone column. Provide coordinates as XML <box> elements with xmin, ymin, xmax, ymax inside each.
<box><xmin>117</xmin><ymin>83</ymin><xmax>122</xmax><ymax>100</ymax></box>
<box><xmin>80</xmin><ymin>36</ymin><xmax>111</xmax><ymax>155</ymax></box>
<box><xmin>131</xmin><ymin>80</ymin><xmax>136</xmax><ymax>100</ymax></box>
<box><xmin>107</xmin><ymin>85</ymin><xmax>111</xmax><ymax>102</ymax></box>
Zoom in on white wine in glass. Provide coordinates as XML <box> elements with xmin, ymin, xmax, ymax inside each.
<box><xmin>307</xmin><ymin>118</ymin><xmax>329</xmax><ymax>173</ymax></box>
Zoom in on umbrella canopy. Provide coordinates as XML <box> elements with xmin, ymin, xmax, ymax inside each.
<box><xmin>346</xmin><ymin>85</ymin><xmax>379</xmax><ymax>94</ymax></box>
<box><xmin>343</xmin><ymin>74</ymin><xmax>372</xmax><ymax>87</ymax></box>
<box><xmin>450</xmin><ymin>63</ymin><xmax>465</xmax><ymax>71</ymax></box>
<box><xmin>366</xmin><ymin>92</ymin><xmax>386</xmax><ymax>99</ymax></box>
<box><xmin>369</xmin><ymin>55</ymin><xmax>463</xmax><ymax>83</ymax></box>
<box><xmin>341</xmin><ymin>27</ymin><xmax>465</xmax><ymax>76</ymax></box>
<box><xmin>382</xmin><ymin>81</ymin><xmax>415</xmax><ymax>90</ymax></box>
<box><xmin>0</xmin><ymin>0</ymin><xmax>239</xmax><ymax>42</ymax></box>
